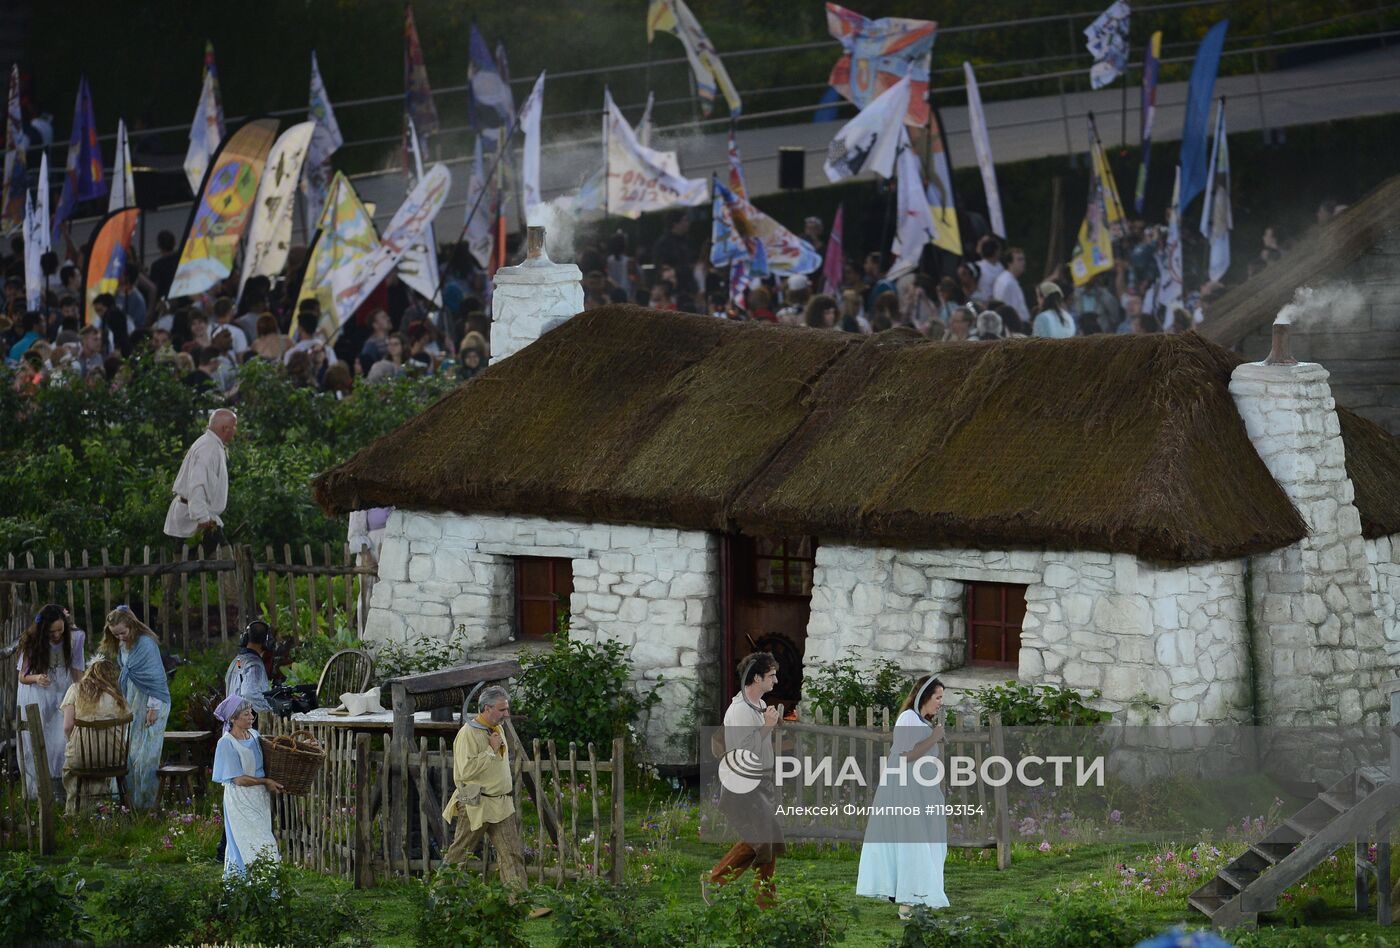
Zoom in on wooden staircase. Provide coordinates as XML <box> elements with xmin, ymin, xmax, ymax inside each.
<box><xmin>1189</xmin><ymin>767</ymin><xmax>1400</xmax><ymax>927</ymax></box>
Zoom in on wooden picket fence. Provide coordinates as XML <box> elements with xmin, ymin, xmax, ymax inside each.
<box><xmin>259</xmin><ymin>717</ymin><xmax>625</xmax><ymax>887</ymax></box>
<box><xmin>776</xmin><ymin>705</ymin><xmax>1011</xmax><ymax>868</ymax></box>
<box><xmin>0</xmin><ymin>701</ymin><xmax>56</xmax><ymax>855</ymax></box>
<box><xmin>0</xmin><ymin>543</ymin><xmax>376</xmax><ymax>654</ymax></box>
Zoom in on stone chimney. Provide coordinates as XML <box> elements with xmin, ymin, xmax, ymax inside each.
<box><xmin>1228</xmin><ymin>317</ymin><xmax>1386</xmax><ymax>727</ymax></box>
<box><xmin>490</xmin><ymin>226</ymin><xmax>584</xmax><ymax>361</ymax></box>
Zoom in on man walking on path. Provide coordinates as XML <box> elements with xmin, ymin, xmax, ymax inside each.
<box><xmin>164</xmin><ymin>408</ymin><xmax>236</xmax><ymax>552</ymax></box>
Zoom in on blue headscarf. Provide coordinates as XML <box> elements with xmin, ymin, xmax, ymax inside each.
<box><xmin>119</xmin><ymin>633</ymin><xmax>170</xmax><ymax>703</ymax></box>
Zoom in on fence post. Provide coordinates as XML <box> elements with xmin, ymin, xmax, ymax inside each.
<box><xmin>390</xmin><ymin>681</ymin><xmax>411</xmax><ymax>874</ymax></box>
<box><xmin>22</xmin><ymin>703</ymin><xmax>54</xmax><ymax>855</ymax></box>
<box><xmin>988</xmin><ymin>712</ymin><xmax>1011</xmax><ymax>870</ymax></box>
<box><xmin>609</xmin><ymin>737</ymin><xmax>624</xmax><ymax>884</ymax></box>
<box><xmin>234</xmin><ymin>545</ymin><xmax>257</xmax><ymax>627</ymax></box>
<box><xmin>355</xmin><ymin>732</ymin><xmax>374</xmax><ymax>888</ymax></box>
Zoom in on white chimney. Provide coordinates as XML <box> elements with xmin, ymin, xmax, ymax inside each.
<box><xmin>490</xmin><ymin>226</ymin><xmax>584</xmax><ymax>361</ymax></box>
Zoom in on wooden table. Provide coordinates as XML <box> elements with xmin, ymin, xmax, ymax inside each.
<box><xmin>163</xmin><ymin>730</ymin><xmax>215</xmax><ymax>766</ymax></box>
<box><xmin>289</xmin><ymin>709</ymin><xmax>461</xmax><ymax>735</ymax></box>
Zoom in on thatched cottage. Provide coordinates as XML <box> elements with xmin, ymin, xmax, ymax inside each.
<box><xmin>314</xmin><ymin>246</ymin><xmax>1400</xmax><ymax>765</ymax></box>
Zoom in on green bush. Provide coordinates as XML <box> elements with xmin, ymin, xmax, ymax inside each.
<box><xmin>546</xmin><ymin>876</ymin><xmax>696</xmax><ymax>948</ymax></box>
<box><xmin>802</xmin><ymin>654</ymin><xmax>911</xmax><ymax>716</ymax></box>
<box><xmin>892</xmin><ymin>908</ymin><xmax>1013</xmax><ymax>948</ymax></box>
<box><xmin>698</xmin><ymin>872</ymin><xmax>854</xmax><ymax>948</ymax></box>
<box><xmin>219</xmin><ymin>856</ymin><xmax>368</xmax><ymax>947</ymax></box>
<box><xmin>280</xmin><ymin>619</ymin><xmax>365</xmax><ymax>688</ymax></box>
<box><xmin>168</xmin><ymin>643</ymin><xmax>236</xmax><ymax>731</ymax></box>
<box><xmin>1022</xmin><ymin>896</ymin><xmax>1151</xmax><ymax>948</ymax></box>
<box><xmin>968</xmin><ymin>681</ymin><xmax>1110</xmax><ymax>727</ymax></box>
<box><xmin>373</xmin><ymin>625</ymin><xmax>472</xmax><ymax>682</ymax></box>
<box><xmin>515</xmin><ymin>621</ymin><xmax>662</xmax><ymax>752</ymax></box>
<box><xmin>413</xmin><ymin>863</ymin><xmax>529</xmax><ymax>948</ymax></box>
<box><xmin>0</xmin><ymin>854</ymin><xmax>86</xmax><ymax>946</ymax></box>
<box><xmin>85</xmin><ymin>863</ymin><xmax>219</xmax><ymax>944</ymax></box>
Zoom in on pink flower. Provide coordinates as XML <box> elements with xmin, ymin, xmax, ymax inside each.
<box><xmin>1108</xmin><ymin>809</ymin><xmax>1122</xmax><ymax>825</ymax></box>
<box><xmin>1039</xmin><ymin>841</ymin><xmax>1052</xmax><ymax>853</ymax></box>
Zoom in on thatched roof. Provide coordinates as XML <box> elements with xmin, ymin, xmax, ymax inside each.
<box><xmin>1203</xmin><ymin>174</ymin><xmax>1400</xmax><ymax>348</ymax></box>
<box><xmin>314</xmin><ymin>306</ymin><xmax>1400</xmax><ymax>562</ymax></box>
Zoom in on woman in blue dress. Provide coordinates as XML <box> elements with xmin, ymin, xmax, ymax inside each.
<box><xmin>16</xmin><ymin>604</ymin><xmax>86</xmax><ymax>799</ymax></box>
<box><xmin>99</xmin><ymin>606</ymin><xmax>169</xmax><ymax>810</ymax></box>
<box><xmin>212</xmin><ymin>695</ymin><xmax>284</xmax><ymax>876</ymax></box>
<box><xmin>856</xmin><ymin>675</ymin><xmax>949</xmax><ymax>919</ymax></box>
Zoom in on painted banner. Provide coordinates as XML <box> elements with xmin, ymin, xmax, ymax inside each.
<box><xmin>825</xmin><ymin>4</ymin><xmax>936</xmax><ymax>126</ymax></box>
<box><xmin>296</xmin><ymin>171</ymin><xmax>379</xmax><ymax>320</ymax></box>
<box><xmin>520</xmin><ymin>72</ymin><xmax>545</xmax><ymax>218</ymax></box>
<box><xmin>109</xmin><ymin>119</ymin><xmax>135</xmax><ymax>212</ymax></box>
<box><xmin>169</xmin><ymin>118</ymin><xmax>280</xmax><ymax>299</ymax></box>
<box><xmin>1178</xmin><ymin>20</ymin><xmax>1229</xmax><ymax>212</ymax></box>
<box><xmin>184</xmin><ymin>42</ymin><xmax>225</xmax><ymax>195</ymax></box>
<box><xmin>604</xmin><ymin>89</ymin><xmax>708</xmax><ymax>218</ymax></box>
<box><xmin>1200</xmin><ymin>98</ymin><xmax>1232</xmax><ymax>282</ymax></box>
<box><xmin>727</xmin><ymin>122</ymin><xmax>747</xmax><ymax>198</ymax></box>
<box><xmin>302</xmin><ymin>50</ymin><xmax>344</xmax><ymax>232</ymax></box>
<box><xmin>822</xmin><ymin>203</ymin><xmax>844</xmax><ymax>294</ymax></box>
<box><xmin>404</xmin><ymin>3</ymin><xmax>439</xmax><ymax>137</ymax></box>
<box><xmin>823</xmin><ymin>74</ymin><xmax>910</xmax><ymax>182</ymax></box>
<box><xmin>51</xmin><ymin>76</ymin><xmax>105</xmax><ymax>244</ymax></box>
<box><xmin>397</xmin><ymin>116</ymin><xmax>441</xmax><ymax>304</ymax></box>
<box><xmin>1085</xmin><ymin>1</ymin><xmax>1131</xmax><ymax>90</ymax></box>
<box><xmin>890</xmin><ymin>135</ymin><xmax>937</xmax><ymax>280</ymax></box>
<box><xmin>712</xmin><ymin>176</ymin><xmax>819</xmax><ymax>275</ymax></box>
<box><xmin>238</xmin><ymin>121</ymin><xmax>315</xmax><ymax>297</ymax></box>
<box><xmin>1070</xmin><ymin>116</ymin><xmax>1127</xmax><ymax>287</ymax></box>
<box><xmin>331</xmin><ymin>163</ymin><xmax>451</xmax><ymax>320</ymax></box>
<box><xmin>647</xmin><ymin>0</ymin><xmax>741</xmax><ymax>118</ymax></box>
<box><xmin>83</xmin><ymin>207</ymin><xmax>139</xmax><ymax>323</ymax></box>
<box><xmin>2</xmin><ymin>65</ymin><xmax>26</xmax><ymax>236</ymax></box>
<box><xmin>910</xmin><ymin>94</ymin><xmax>962</xmax><ymax>256</ymax></box>
<box><xmin>1134</xmin><ymin>30</ymin><xmax>1162</xmax><ymax>214</ymax></box>
<box><xmin>710</xmin><ymin>180</ymin><xmax>748</xmax><ymax>268</ymax></box>
<box><xmin>963</xmin><ymin>62</ymin><xmax>1004</xmax><ymax>237</ymax></box>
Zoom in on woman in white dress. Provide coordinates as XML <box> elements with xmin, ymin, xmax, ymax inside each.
<box><xmin>16</xmin><ymin>604</ymin><xmax>86</xmax><ymax>799</ymax></box>
<box><xmin>856</xmin><ymin>675</ymin><xmax>949</xmax><ymax>918</ymax></box>
<box><xmin>211</xmin><ymin>695</ymin><xmax>284</xmax><ymax>877</ymax></box>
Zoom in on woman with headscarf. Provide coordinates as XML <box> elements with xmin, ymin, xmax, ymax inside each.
<box><xmin>60</xmin><ymin>655</ymin><xmax>130</xmax><ymax>814</ymax></box>
<box><xmin>212</xmin><ymin>695</ymin><xmax>284</xmax><ymax>877</ymax></box>
<box><xmin>100</xmin><ymin>606</ymin><xmax>169</xmax><ymax>809</ymax></box>
<box><xmin>16</xmin><ymin>604</ymin><xmax>86</xmax><ymax>798</ymax></box>
<box><xmin>856</xmin><ymin>675</ymin><xmax>949</xmax><ymax>919</ymax></box>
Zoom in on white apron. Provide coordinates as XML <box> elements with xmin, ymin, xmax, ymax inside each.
<box><xmin>220</xmin><ymin>732</ymin><xmax>280</xmax><ymax>876</ymax></box>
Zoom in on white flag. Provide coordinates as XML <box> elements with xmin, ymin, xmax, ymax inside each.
<box><xmin>1153</xmin><ymin>166</ymin><xmax>1183</xmax><ymax>319</ymax></box>
<box><xmin>637</xmin><ymin>91</ymin><xmax>655</xmax><ymax>149</ymax></box>
<box><xmin>520</xmin><ymin>72</ymin><xmax>546</xmax><ymax>219</ymax></box>
<box><xmin>465</xmin><ymin>137</ymin><xmax>495</xmax><ymax>270</ymax></box>
<box><xmin>109</xmin><ymin>119</ymin><xmax>135</xmax><ymax>212</ymax></box>
<box><xmin>1200</xmin><ymin>99</ymin><xmax>1231</xmax><ymax>283</ymax></box>
<box><xmin>238</xmin><ymin>121</ymin><xmax>316</xmax><ymax>297</ymax></box>
<box><xmin>889</xmin><ymin>134</ymin><xmax>937</xmax><ymax>280</ymax></box>
<box><xmin>963</xmin><ymin>63</ymin><xmax>1004</xmax><ymax>237</ymax></box>
<box><xmin>302</xmin><ymin>51</ymin><xmax>344</xmax><ymax>232</ymax></box>
<box><xmin>183</xmin><ymin>70</ymin><xmax>222</xmax><ymax>195</ymax></box>
<box><xmin>823</xmin><ymin>75</ymin><xmax>911</xmax><ymax>183</ymax></box>
<box><xmin>1085</xmin><ymin>1</ymin><xmax>1132</xmax><ymax>90</ymax></box>
<box><xmin>397</xmin><ymin>116</ymin><xmax>441</xmax><ymax>304</ymax></box>
<box><xmin>35</xmin><ymin>152</ymin><xmax>50</xmax><ymax>255</ymax></box>
<box><xmin>603</xmin><ymin>89</ymin><xmax>707</xmax><ymax>219</ymax></box>
<box><xmin>23</xmin><ymin>192</ymin><xmax>42</xmax><ymax>310</ymax></box>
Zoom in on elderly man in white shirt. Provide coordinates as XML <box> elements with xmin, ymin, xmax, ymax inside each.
<box><xmin>164</xmin><ymin>409</ymin><xmax>236</xmax><ymax>551</ymax></box>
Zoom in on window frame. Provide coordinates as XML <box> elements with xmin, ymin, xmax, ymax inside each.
<box><xmin>513</xmin><ymin>556</ymin><xmax>574</xmax><ymax>641</ymax></box>
<box><xmin>964</xmin><ymin>581</ymin><xmax>1026</xmax><ymax>668</ymax></box>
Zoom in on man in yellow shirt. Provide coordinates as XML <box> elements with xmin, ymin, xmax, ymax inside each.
<box><xmin>442</xmin><ymin>685</ymin><xmax>526</xmax><ymax>887</ymax></box>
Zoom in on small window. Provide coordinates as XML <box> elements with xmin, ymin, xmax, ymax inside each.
<box><xmin>515</xmin><ymin>557</ymin><xmax>573</xmax><ymax>640</ymax></box>
<box><xmin>966</xmin><ymin>582</ymin><xmax>1026</xmax><ymax>667</ymax></box>
<box><xmin>753</xmin><ymin>536</ymin><xmax>815</xmax><ymax>596</ymax></box>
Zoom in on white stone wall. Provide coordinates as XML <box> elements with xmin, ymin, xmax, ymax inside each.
<box><xmin>804</xmin><ymin>545</ymin><xmax>1253</xmax><ymax>725</ymax></box>
<box><xmin>365</xmin><ymin>511</ymin><xmax>720</xmax><ymax>765</ymax></box>
<box><xmin>1366</xmin><ymin>534</ymin><xmax>1400</xmax><ymax>664</ymax></box>
<box><xmin>1231</xmin><ymin>361</ymin><xmax>1390</xmax><ymax>726</ymax></box>
<box><xmin>490</xmin><ymin>257</ymin><xmax>584</xmax><ymax>361</ymax></box>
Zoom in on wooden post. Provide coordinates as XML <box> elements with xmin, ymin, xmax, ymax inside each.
<box><xmin>234</xmin><ymin>545</ymin><xmax>257</xmax><ymax>629</ymax></box>
<box><xmin>22</xmin><ymin>704</ymin><xmax>54</xmax><ymax>854</ymax></box>
<box><xmin>610</xmin><ymin>737</ymin><xmax>624</xmax><ymax>884</ymax></box>
<box><xmin>989</xmin><ymin>712</ymin><xmax>1011</xmax><ymax>870</ymax></box>
<box><xmin>390</xmin><ymin>681</ymin><xmax>411</xmax><ymax>874</ymax></box>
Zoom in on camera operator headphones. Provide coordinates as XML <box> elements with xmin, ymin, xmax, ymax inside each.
<box><xmin>240</xmin><ymin>620</ymin><xmax>272</xmax><ymax>649</ymax></box>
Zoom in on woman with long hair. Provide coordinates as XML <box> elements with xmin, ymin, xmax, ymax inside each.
<box><xmin>856</xmin><ymin>674</ymin><xmax>949</xmax><ymax>918</ymax></box>
<box><xmin>101</xmin><ymin>606</ymin><xmax>169</xmax><ymax>810</ymax></box>
<box><xmin>60</xmin><ymin>656</ymin><xmax>130</xmax><ymax>814</ymax></box>
<box><xmin>16</xmin><ymin>604</ymin><xmax>86</xmax><ymax>799</ymax></box>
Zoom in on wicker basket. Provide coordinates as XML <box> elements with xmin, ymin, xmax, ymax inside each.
<box><xmin>260</xmin><ymin>730</ymin><xmax>326</xmax><ymax>796</ymax></box>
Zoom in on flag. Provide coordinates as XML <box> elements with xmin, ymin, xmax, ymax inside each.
<box><xmin>603</xmin><ymin>89</ymin><xmax>708</xmax><ymax>218</ymax></box>
<box><xmin>35</xmin><ymin>152</ymin><xmax>50</xmax><ymax>255</ymax></box>
<box><xmin>397</xmin><ymin>115</ymin><xmax>441</xmax><ymax>303</ymax></box>
<box><xmin>889</xmin><ymin>135</ymin><xmax>936</xmax><ymax>280</ymax></box>
<box><xmin>51</xmin><ymin>77</ymin><xmax>105</xmax><ymax>245</ymax></box>
<box><xmin>331</xmin><ymin>163</ymin><xmax>451</xmax><ymax>320</ymax></box>
<box><xmin>169</xmin><ymin>118</ymin><xmax>280</xmax><ymax>299</ymax></box>
<box><xmin>109</xmin><ymin>119</ymin><xmax>135</xmax><ymax>212</ymax></box>
<box><xmin>1200</xmin><ymin>98</ymin><xmax>1231</xmax><ymax>282</ymax></box>
<box><xmin>184</xmin><ymin>43</ymin><xmax>225</xmax><ymax>195</ymax></box>
<box><xmin>296</xmin><ymin>171</ymin><xmax>379</xmax><ymax>321</ymax></box>
<box><xmin>919</xmin><ymin>96</ymin><xmax>962</xmax><ymax>256</ymax></box>
<box><xmin>520</xmin><ymin>72</ymin><xmax>545</xmax><ymax>219</ymax></box>
<box><xmin>727</xmin><ymin>122</ymin><xmax>747</xmax><ymax>198</ymax></box>
<box><xmin>1153</xmin><ymin>166</ymin><xmax>1183</xmax><ymax>317</ymax></box>
<box><xmin>468</xmin><ymin>23</ymin><xmax>514</xmax><ymax>130</ymax></box>
<box><xmin>302</xmin><ymin>51</ymin><xmax>343</xmax><ymax>231</ymax></box>
<box><xmin>711</xmin><ymin>176</ymin><xmax>820</xmax><ymax>275</ymax></box>
<box><xmin>825</xmin><ymin>3</ymin><xmax>937</xmax><ymax>126</ymax></box>
<box><xmin>238</xmin><ymin>121</ymin><xmax>315</xmax><ymax>297</ymax></box>
<box><xmin>1134</xmin><ymin>30</ymin><xmax>1162</xmax><ymax>214</ymax></box>
<box><xmin>823</xmin><ymin>74</ymin><xmax>910</xmax><ymax>182</ymax></box>
<box><xmin>822</xmin><ymin>204</ymin><xmax>844</xmax><ymax>294</ymax></box>
<box><xmin>2</xmin><ymin>65</ymin><xmax>26</xmax><ymax>236</ymax></box>
<box><xmin>1085</xmin><ymin>1</ymin><xmax>1131</xmax><ymax>90</ymax></box>
<box><xmin>710</xmin><ymin>180</ymin><xmax>748</xmax><ymax>268</ymax></box>
<box><xmin>638</xmin><ymin>92</ymin><xmax>656</xmax><ymax>149</ymax></box>
<box><xmin>23</xmin><ymin>193</ymin><xmax>42</xmax><ymax>310</ymax></box>
<box><xmin>464</xmin><ymin>137</ymin><xmax>495</xmax><ymax>270</ymax></box>
<box><xmin>1069</xmin><ymin>116</ymin><xmax>1126</xmax><ymax>287</ymax></box>
<box><xmin>963</xmin><ymin>63</ymin><xmax>1004</xmax><ymax>236</ymax></box>
<box><xmin>1178</xmin><ymin>20</ymin><xmax>1229</xmax><ymax>212</ymax></box>
<box><xmin>404</xmin><ymin>3</ymin><xmax>439</xmax><ymax>137</ymax></box>
<box><xmin>82</xmin><ymin>207</ymin><xmax>139</xmax><ymax>323</ymax></box>
<box><xmin>647</xmin><ymin>0</ymin><xmax>741</xmax><ymax>118</ymax></box>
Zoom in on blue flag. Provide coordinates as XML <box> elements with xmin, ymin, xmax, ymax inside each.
<box><xmin>468</xmin><ymin>24</ymin><xmax>514</xmax><ymax>132</ymax></box>
<box><xmin>51</xmin><ymin>76</ymin><xmax>106</xmax><ymax>245</ymax></box>
<box><xmin>1178</xmin><ymin>20</ymin><xmax>1228</xmax><ymax>213</ymax></box>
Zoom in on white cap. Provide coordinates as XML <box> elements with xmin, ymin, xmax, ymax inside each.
<box><xmin>786</xmin><ymin>274</ymin><xmax>810</xmax><ymax>292</ymax></box>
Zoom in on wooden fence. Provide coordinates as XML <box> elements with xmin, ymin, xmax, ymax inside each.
<box><xmin>0</xmin><ymin>544</ymin><xmax>376</xmax><ymax>654</ymax></box>
<box><xmin>0</xmin><ymin>703</ymin><xmax>55</xmax><ymax>855</ymax></box>
<box><xmin>260</xmin><ymin>717</ymin><xmax>626</xmax><ymax>887</ymax></box>
<box><xmin>776</xmin><ymin>706</ymin><xmax>1011</xmax><ymax>869</ymax></box>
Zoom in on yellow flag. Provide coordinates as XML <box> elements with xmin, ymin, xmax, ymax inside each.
<box><xmin>296</xmin><ymin>171</ymin><xmax>378</xmax><ymax>333</ymax></box>
<box><xmin>1070</xmin><ymin>119</ymin><xmax>1125</xmax><ymax>287</ymax></box>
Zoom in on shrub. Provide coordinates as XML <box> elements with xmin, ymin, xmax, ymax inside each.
<box><xmin>374</xmin><ymin>625</ymin><xmax>472</xmax><ymax>682</ymax></box>
<box><xmin>699</xmin><ymin>872</ymin><xmax>854</xmax><ymax>948</ymax></box>
<box><xmin>892</xmin><ymin>908</ymin><xmax>1013</xmax><ymax>947</ymax></box>
<box><xmin>968</xmin><ymin>681</ymin><xmax>1110</xmax><ymax>727</ymax></box>
<box><xmin>802</xmin><ymin>654</ymin><xmax>911</xmax><ymax>716</ymax></box>
<box><xmin>0</xmin><ymin>853</ymin><xmax>85</xmax><ymax>945</ymax></box>
<box><xmin>85</xmin><ymin>863</ymin><xmax>219</xmax><ymax>944</ymax></box>
<box><xmin>280</xmin><ymin>618</ymin><xmax>365</xmax><ymax>688</ymax></box>
<box><xmin>1022</xmin><ymin>896</ymin><xmax>1151</xmax><ymax>948</ymax></box>
<box><xmin>219</xmin><ymin>856</ymin><xmax>368</xmax><ymax>946</ymax></box>
<box><xmin>168</xmin><ymin>643</ymin><xmax>236</xmax><ymax>730</ymax></box>
<box><xmin>413</xmin><ymin>862</ymin><xmax>529</xmax><ymax>948</ymax></box>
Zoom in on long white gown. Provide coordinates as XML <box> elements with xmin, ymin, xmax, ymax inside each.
<box><xmin>213</xmin><ymin>730</ymin><xmax>280</xmax><ymax>877</ymax></box>
<box><xmin>16</xmin><ymin>633</ymin><xmax>84</xmax><ymax>799</ymax></box>
<box><xmin>855</xmin><ymin>709</ymin><xmax>950</xmax><ymax>908</ymax></box>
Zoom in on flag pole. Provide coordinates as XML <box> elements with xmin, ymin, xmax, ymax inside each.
<box><xmin>437</xmin><ymin>116</ymin><xmax>523</xmax><ymax>310</ymax></box>
<box><xmin>603</xmin><ymin>89</ymin><xmax>611</xmax><ymax>223</ymax></box>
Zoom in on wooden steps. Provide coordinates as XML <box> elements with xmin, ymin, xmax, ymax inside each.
<box><xmin>1189</xmin><ymin>769</ymin><xmax>1400</xmax><ymax>928</ymax></box>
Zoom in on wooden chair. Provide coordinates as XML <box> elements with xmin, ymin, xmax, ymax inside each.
<box><xmin>316</xmin><ymin>649</ymin><xmax>375</xmax><ymax>708</ymax></box>
<box><xmin>155</xmin><ymin>763</ymin><xmax>203</xmax><ymax>811</ymax></box>
<box><xmin>69</xmin><ymin>713</ymin><xmax>133</xmax><ymax>810</ymax></box>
